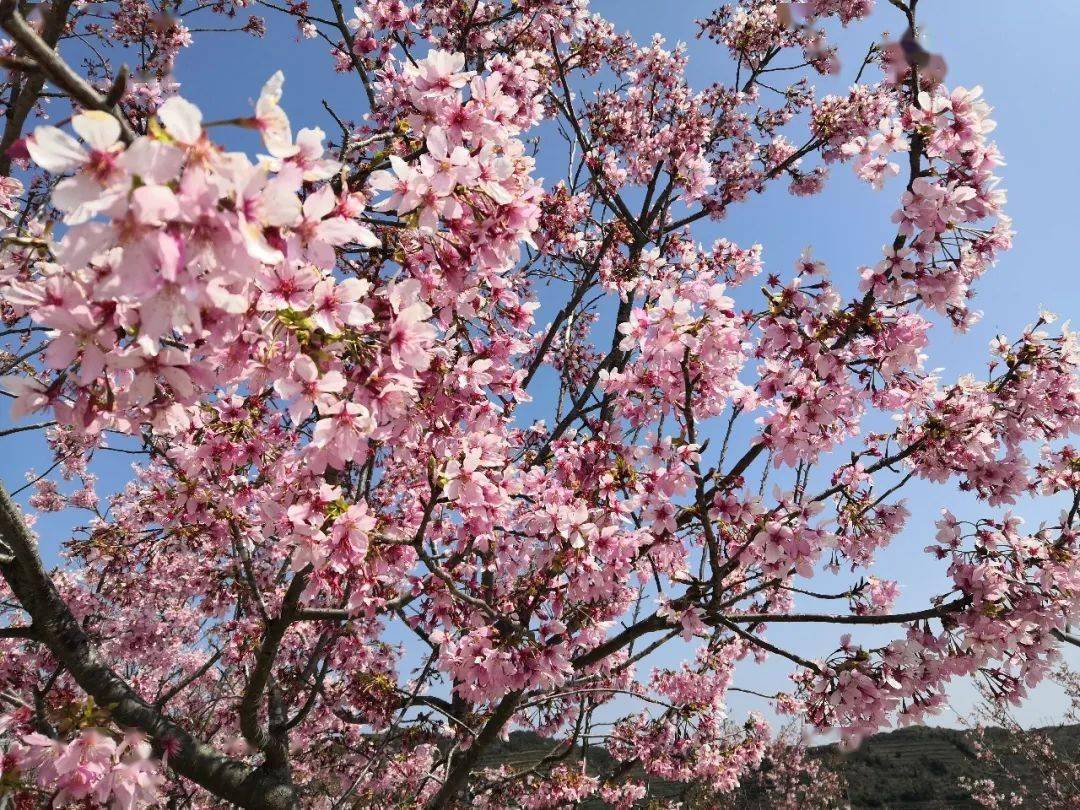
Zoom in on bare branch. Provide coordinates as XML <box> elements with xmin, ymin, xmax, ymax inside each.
<box><xmin>724</xmin><ymin>595</ymin><xmax>972</xmax><ymax>626</ymax></box>
<box><xmin>0</xmin><ymin>0</ymin><xmax>136</xmax><ymax>143</ymax></box>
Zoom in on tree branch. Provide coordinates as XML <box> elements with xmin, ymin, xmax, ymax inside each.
<box><xmin>426</xmin><ymin>689</ymin><xmax>524</xmax><ymax>809</ymax></box>
<box><xmin>0</xmin><ymin>0</ymin><xmax>136</xmax><ymax>144</ymax></box>
<box><xmin>724</xmin><ymin>595</ymin><xmax>972</xmax><ymax>626</ymax></box>
<box><xmin>0</xmin><ymin>483</ymin><xmax>298</xmax><ymax>809</ymax></box>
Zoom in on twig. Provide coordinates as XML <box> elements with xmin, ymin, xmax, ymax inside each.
<box><xmin>0</xmin><ymin>1</ymin><xmax>136</xmax><ymax>143</ymax></box>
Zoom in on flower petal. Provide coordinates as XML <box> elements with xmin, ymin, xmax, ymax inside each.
<box><xmin>27</xmin><ymin>127</ymin><xmax>87</xmax><ymax>173</ymax></box>
<box><xmin>157</xmin><ymin>96</ymin><xmax>203</xmax><ymax>145</ymax></box>
<box><xmin>72</xmin><ymin>111</ymin><xmax>121</xmax><ymax>151</ymax></box>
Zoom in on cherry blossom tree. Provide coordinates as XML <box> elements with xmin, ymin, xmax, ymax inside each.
<box><xmin>0</xmin><ymin>0</ymin><xmax>1077</xmax><ymax>806</ymax></box>
<box><xmin>717</xmin><ymin>722</ymin><xmax>848</xmax><ymax>808</ymax></box>
<box><xmin>959</xmin><ymin>665</ymin><xmax>1080</xmax><ymax>809</ymax></box>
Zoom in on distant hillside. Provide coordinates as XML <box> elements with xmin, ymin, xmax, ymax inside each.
<box><xmin>817</xmin><ymin>723</ymin><xmax>1079</xmax><ymax>808</ymax></box>
<box><xmin>480</xmin><ymin>724</ymin><xmax>1080</xmax><ymax>808</ymax></box>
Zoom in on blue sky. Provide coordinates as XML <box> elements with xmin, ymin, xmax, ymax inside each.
<box><xmin>3</xmin><ymin>1</ymin><xmax>1078</xmax><ymax>732</ymax></box>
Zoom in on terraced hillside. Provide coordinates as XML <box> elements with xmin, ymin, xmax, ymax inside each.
<box><xmin>817</xmin><ymin>724</ymin><xmax>1079</xmax><ymax>808</ymax></box>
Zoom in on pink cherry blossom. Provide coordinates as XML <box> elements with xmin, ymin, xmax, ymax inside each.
<box><xmin>0</xmin><ymin>2</ymin><xmax>1074</xmax><ymax>808</ymax></box>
